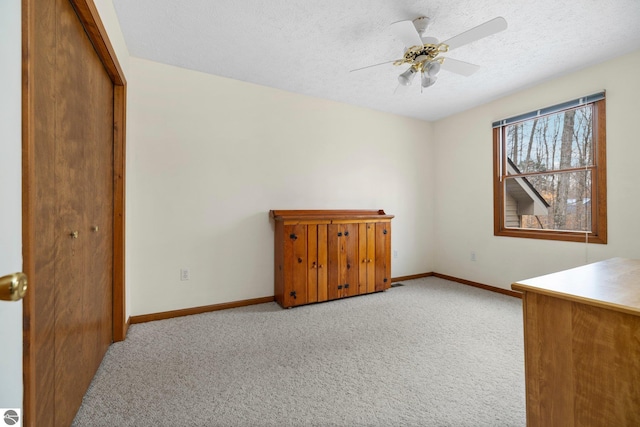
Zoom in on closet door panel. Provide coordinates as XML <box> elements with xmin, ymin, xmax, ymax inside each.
<box><xmin>53</xmin><ymin>135</ymin><xmax>88</xmax><ymax>427</ymax></box>
<box><xmin>52</xmin><ymin>1</ymin><xmax>115</xmax><ymax>425</ymax></box>
<box><xmin>84</xmin><ymin>59</ymin><xmax>114</xmax><ymax>372</ymax></box>
<box><xmin>32</xmin><ymin>2</ymin><xmax>58</xmax><ymax>423</ymax></box>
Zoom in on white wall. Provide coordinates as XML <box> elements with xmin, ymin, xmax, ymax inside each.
<box><xmin>433</xmin><ymin>50</ymin><xmax>640</xmax><ymax>289</ymax></box>
<box><xmin>0</xmin><ymin>0</ymin><xmax>24</xmax><ymax>411</ymax></box>
<box><xmin>127</xmin><ymin>58</ymin><xmax>435</xmax><ymax>315</ymax></box>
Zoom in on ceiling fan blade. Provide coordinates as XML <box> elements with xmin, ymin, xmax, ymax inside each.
<box><xmin>441</xmin><ymin>17</ymin><xmax>507</xmax><ymax>51</ymax></box>
<box><xmin>440</xmin><ymin>58</ymin><xmax>481</xmax><ymax>76</ymax></box>
<box><xmin>349</xmin><ymin>60</ymin><xmax>398</xmax><ymax>73</ymax></box>
<box><xmin>389</xmin><ymin>20</ymin><xmax>423</xmax><ymax>48</ymax></box>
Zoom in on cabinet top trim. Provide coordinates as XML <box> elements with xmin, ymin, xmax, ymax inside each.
<box><xmin>270</xmin><ymin>209</ymin><xmax>394</xmax><ymax>222</ymax></box>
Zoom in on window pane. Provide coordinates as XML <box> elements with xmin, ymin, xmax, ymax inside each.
<box><xmin>504</xmin><ymin>170</ymin><xmax>592</xmax><ymax>232</ymax></box>
<box><xmin>505</xmin><ymin>105</ymin><xmax>593</xmax><ymax>175</ymax></box>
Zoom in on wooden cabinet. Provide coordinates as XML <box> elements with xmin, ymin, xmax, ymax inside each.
<box><xmin>512</xmin><ymin>258</ymin><xmax>640</xmax><ymax>427</ymax></box>
<box><xmin>271</xmin><ymin>210</ymin><xmax>393</xmax><ymax>308</ymax></box>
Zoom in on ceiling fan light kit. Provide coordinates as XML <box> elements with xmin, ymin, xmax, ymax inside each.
<box><xmin>352</xmin><ymin>15</ymin><xmax>507</xmax><ymax>93</ymax></box>
<box><xmin>398</xmin><ymin>66</ymin><xmax>418</xmax><ymax>86</ymax></box>
<box><xmin>421</xmin><ymin>73</ymin><xmax>437</xmax><ymax>88</ymax></box>
<box><xmin>426</xmin><ymin>61</ymin><xmax>441</xmax><ymax>77</ymax></box>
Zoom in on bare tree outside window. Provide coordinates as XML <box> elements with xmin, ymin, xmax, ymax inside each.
<box><xmin>493</xmin><ymin>97</ymin><xmax>606</xmax><ymax>243</ymax></box>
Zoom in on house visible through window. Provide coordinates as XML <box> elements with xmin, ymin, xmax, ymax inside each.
<box><xmin>493</xmin><ymin>93</ymin><xmax>607</xmax><ymax>243</ymax></box>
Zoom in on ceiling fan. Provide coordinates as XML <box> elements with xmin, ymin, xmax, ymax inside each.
<box><xmin>351</xmin><ymin>16</ymin><xmax>508</xmax><ymax>92</ymax></box>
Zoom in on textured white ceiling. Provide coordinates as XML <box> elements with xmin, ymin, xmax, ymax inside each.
<box><xmin>112</xmin><ymin>0</ymin><xmax>640</xmax><ymax>122</ymax></box>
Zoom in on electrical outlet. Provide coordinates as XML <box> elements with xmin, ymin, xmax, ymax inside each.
<box><xmin>393</xmin><ymin>250</ymin><xmax>398</xmax><ymax>259</ymax></box>
<box><xmin>470</xmin><ymin>251</ymin><xmax>476</xmax><ymax>262</ymax></box>
<box><xmin>180</xmin><ymin>268</ymin><xmax>190</xmax><ymax>281</ymax></box>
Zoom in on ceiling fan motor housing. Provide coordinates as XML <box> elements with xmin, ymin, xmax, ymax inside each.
<box><xmin>412</xmin><ymin>16</ymin><xmax>431</xmax><ymax>36</ymax></box>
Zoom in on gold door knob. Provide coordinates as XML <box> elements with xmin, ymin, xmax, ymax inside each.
<box><xmin>91</xmin><ymin>225</ymin><xmax>99</xmax><ymax>232</ymax></box>
<box><xmin>0</xmin><ymin>272</ymin><xmax>28</xmax><ymax>301</ymax></box>
<box><xmin>70</xmin><ymin>231</ymin><xmax>79</xmax><ymax>239</ymax></box>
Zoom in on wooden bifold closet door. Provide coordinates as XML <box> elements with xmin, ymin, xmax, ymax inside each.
<box><xmin>30</xmin><ymin>0</ymin><xmax>114</xmax><ymax>425</ymax></box>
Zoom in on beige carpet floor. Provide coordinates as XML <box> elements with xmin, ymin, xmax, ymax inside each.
<box><xmin>72</xmin><ymin>277</ymin><xmax>526</xmax><ymax>426</ymax></box>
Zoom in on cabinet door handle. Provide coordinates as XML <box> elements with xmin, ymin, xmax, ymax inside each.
<box><xmin>318</xmin><ymin>264</ymin><xmax>323</xmax><ymax>269</ymax></box>
<box><xmin>298</xmin><ymin>257</ymin><xmax>303</xmax><ymax>263</ymax></box>
<box><xmin>337</xmin><ymin>232</ymin><xmax>342</xmax><ymax>237</ymax></box>
<box><xmin>289</xmin><ymin>233</ymin><xmax>297</xmax><ymax>240</ymax></box>
<box><xmin>337</xmin><ymin>285</ymin><xmax>343</xmax><ymax>290</ymax></box>
<box><xmin>311</xmin><ymin>262</ymin><xmax>317</xmax><ymax>269</ymax></box>
<box><xmin>344</xmin><ymin>283</ymin><xmax>350</xmax><ymax>289</ymax></box>
<box><xmin>383</xmin><ymin>229</ymin><xmax>388</xmax><ymax>234</ymax></box>
<box><xmin>344</xmin><ymin>231</ymin><xmax>349</xmax><ymax>236</ymax></box>
<box><xmin>289</xmin><ymin>291</ymin><xmax>297</xmax><ymax>299</ymax></box>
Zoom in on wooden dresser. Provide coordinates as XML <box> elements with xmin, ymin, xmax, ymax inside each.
<box><xmin>512</xmin><ymin>258</ymin><xmax>640</xmax><ymax>427</ymax></box>
<box><xmin>270</xmin><ymin>210</ymin><xmax>393</xmax><ymax>308</ymax></box>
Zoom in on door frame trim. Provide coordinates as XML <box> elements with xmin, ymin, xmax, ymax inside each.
<box><xmin>21</xmin><ymin>0</ymin><xmax>127</xmax><ymax>425</ymax></box>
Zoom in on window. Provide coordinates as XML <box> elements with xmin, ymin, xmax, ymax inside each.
<box><xmin>493</xmin><ymin>94</ymin><xmax>606</xmax><ymax>243</ymax></box>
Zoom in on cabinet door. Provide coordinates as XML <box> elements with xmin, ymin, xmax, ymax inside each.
<box><xmin>307</xmin><ymin>225</ymin><xmax>319</xmax><ymax>304</ymax></box>
<box><xmin>343</xmin><ymin>223</ymin><xmax>359</xmax><ymax>297</ymax></box>
<box><xmin>328</xmin><ymin>224</ymin><xmax>340</xmax><ymax>300</ymax></box>
<box><xmin>307</xmin><ymin>225</ymin><xmax>328</xmax><ymax>304</ymax></box>
<box><xmin>328</xmin><ymin>223</ymin><xmax>359</xmax><ymax>299</ymax></box>
<box><xmin>283</xmin><ymin>224</ymin><xmax>308</xmax><ymax>306</ymax></box>
<box><xmin>375</xmin><ymin>223</ymin><xmax>391</xmax><ymax>291</ymax></box>
<box><xmin>316</xmin><ymin>225</ymin><xmax>328</xmax><ymax>302</ymax></box>
<box><xmin>358</xmin><ymin>223</ymin><xmax>376</xmax><ymax>294</ymax></box>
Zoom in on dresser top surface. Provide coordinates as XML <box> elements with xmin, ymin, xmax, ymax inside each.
<box><xmin>512</xmin><ymin>258</ymin><xmax>640</xmax><ymax>315</ymax></box>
